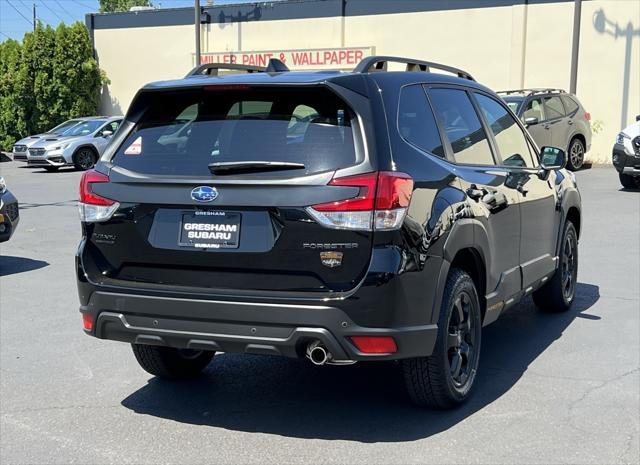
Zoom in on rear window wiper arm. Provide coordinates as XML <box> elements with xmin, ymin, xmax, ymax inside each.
<box><xmin>208</xmin><ymin>161</ymin><xmax>305</xmax><ymax>175</ymax></box>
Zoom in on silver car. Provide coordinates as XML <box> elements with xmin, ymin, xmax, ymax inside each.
<box><xmin>498</xmin><ymin>89</ymin><xmax>592</xmax><ymax>171</ymax></box>
<box><xmin>27</xmin><ymin>116</ymin><xmax>122</xmax><ymax>171</ymax></box>
<box><xmin>12</xmin><ymin>119</ymin><xmax>84</xmax><ymax>161</ymax></box>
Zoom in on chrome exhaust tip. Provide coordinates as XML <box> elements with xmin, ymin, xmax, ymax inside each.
<box><xmin>306</xmin><ymin>340</ymin><xmax>330</xmax><ymax>366</ymax></box>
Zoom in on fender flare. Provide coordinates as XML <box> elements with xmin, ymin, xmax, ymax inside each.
<box><xmin>555</xmin><ymin>187</ymin><xmax>582</xmax><ymax>256</ymax></box>
<box><xmin>429</xmin><ymin>219</ymin><xmax>490</xmax><ymax>324</ymax></box>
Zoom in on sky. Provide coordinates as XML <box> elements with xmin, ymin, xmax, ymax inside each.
<box><xmin>0</xmin><ymin>0</ymin><xmax>274</xmax><ymax>42</ymax></box>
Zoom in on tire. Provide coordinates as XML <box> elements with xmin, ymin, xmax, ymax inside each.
<box><xmin>532</xmin><ymin>221</ymin><xmax>578</xmax><ymax>312</ymax></box>
<box><xmin>619</xmin><ymin>173</ymin><xmax>639</xmax><ymax>189</ymax></box>
<box><xmin>73</xmin><ymin>147</ymin><xmax>97</xmax><ymax>171</ymax></box>
<box><xmin>402</xmin><ymin>269</ymin><xmax>482</xmax><ymax>409</ymax></box>
<box><xmin>566</xmin><ymin>137</ymin><xmax>585</xmax><ymax>171</ymax></box>
<box><xmin>44</xmin><ymin>166</ymin><xmax>58</xmax><ymax>172</ymax></box>
<box><xmin>131</xmin><ymin>344</ymin><xmax>215</xmax><ymax>379</ymax></box>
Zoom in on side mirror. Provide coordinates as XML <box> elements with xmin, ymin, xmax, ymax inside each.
<box><xmin>101</xmin><ymin>130</ymin><xmax>113</xmax><ymax>138</ymax></box>
<box><xmin>540</xmin><ymin>146</ymin><xmax>567</xmax><ymax>170</ymax></box>
<box><xmin>524</xmin><ymin>116</ymin><xmax>539</xmax><ymax>126</ymax></box>
<box><xmin>636</xmin><ymin>115</ymin><xmax>640</xmax><ymax>122</ymax></box>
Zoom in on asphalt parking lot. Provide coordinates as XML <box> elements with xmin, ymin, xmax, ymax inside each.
<box><xmin>0</xmin><ymin>161</ymin><xmax>638</xmax><ymax>465</ymax></box>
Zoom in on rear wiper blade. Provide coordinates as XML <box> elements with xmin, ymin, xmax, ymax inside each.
<box><xmin>208</xmin><ymin>161</ymin><xmax>305</xmax><ymax>175</ymax></box>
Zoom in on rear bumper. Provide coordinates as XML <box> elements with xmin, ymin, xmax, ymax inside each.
<box><xmin>80</xmin><ymin>288</ymin><xmax>438</xmax><ymax>362</ymax></box>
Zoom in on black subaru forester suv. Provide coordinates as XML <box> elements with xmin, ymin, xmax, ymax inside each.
<box><xmin>77</xmin><ymin>56</ymin><xmax>581</xmax><ymax>409</ymax></box>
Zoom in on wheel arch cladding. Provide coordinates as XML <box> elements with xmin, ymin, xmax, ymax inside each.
<box><xmin>437</xmin><ymin>220</ymin><xmax>489</xmax><ymax>324</ymax></box>
<box><xmin>449</xmin><ymin>248</ymin><xmax>487</xmax><ymax>322</ymax></box>
<box><xmin>570</xmin><ymin>133</ymin><xmax>586</xmax><ymax>152</ymax></box>
<box><xmin>566</xmin><ymin>206</ymin><xmax>581</xmax><ymax>238</ymax></box>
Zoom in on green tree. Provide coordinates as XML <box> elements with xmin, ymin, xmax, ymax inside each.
<box><xmin>0</xmin><ymin>39</ymin><xmax>27</xmax><ymax>149</ymax></box>
<box><xmin>0</xmin><ymin>22</ymin><xmax>106</xmax><ymax>150</ymax></box>
<box><xmin>99</xmin><ymin>0</ymin><xmax>152</xmax><ymax>13</ymax></box>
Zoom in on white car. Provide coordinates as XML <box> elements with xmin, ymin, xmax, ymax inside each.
<box><xmin>27</xmin><ymin>116</ymin><xmax>122</xmax><ymax>171</ymax></box>
<box><xmin>12</xmin><ymin>119</ymin><xmax>84</xmax><ymax>161</ymax></box>
<box><xmin>612</xmin><ymin>116</ymin><xmax>640</xmax><ymax>188</ymax></box>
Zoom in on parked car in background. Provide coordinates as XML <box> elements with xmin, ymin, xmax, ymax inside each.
<box><xmin>498</xmin><ymin>89</ymin><xmax>592</xmax><ymax>171</ymax></box>
<box><xmin>27</xmin><ymin>116</ymin><xmax>123</xmax><ymax>171</ymax></box>
<box><xmin>612</xmin><ymin>116</ymin><xmax>640</xmax><ymax>189</ymax></box>
<box><xmin>77</xmin><ymin>57</ymin><xmax>582</xmax><ymax>409</ymax></box>
<box><xmin>0</xmin><ymin>176</ymin><xmax>19</xmax><ymax>243</ymax></box>
<box><xmin>12</xmin><ymin>119</ymin><xmax>84</xmax><ymax>161</ymax></box>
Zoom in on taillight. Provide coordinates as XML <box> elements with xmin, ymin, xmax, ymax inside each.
<box><xmin>584</xmin><ymin>112</ymin><xmax>591</xmax><ymax>121</ymax></box>
<box><xmin>78</xmin><ymin>169</ymin><xmax>119</xmax><ymax>223</ymax></box>
<box><xmin>306</xmin><ymin>171</ymin><xmax>413</xmax><ymax>231</ymax></box>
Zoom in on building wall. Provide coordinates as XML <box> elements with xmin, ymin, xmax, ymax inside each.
<box><xmin>92</xmin><ymin>0</ymin><xmax>640</xmax><ymax>163</ymax></box>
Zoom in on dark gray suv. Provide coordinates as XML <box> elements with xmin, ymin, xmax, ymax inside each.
<box><xmin>499</xmin><ymin>89</ymin><xmax>592</xmax><ymax>171</ymax></box>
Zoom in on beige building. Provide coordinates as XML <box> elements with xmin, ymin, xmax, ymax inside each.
<box><xmin>88</xmin><ymin>0</ymin><xmax>639</xmax><ymax>163</ymax></box>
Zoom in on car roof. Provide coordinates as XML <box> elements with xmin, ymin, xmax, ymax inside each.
<box><xmin>142</xmin><ymin>69</ymin><xmax>494</xmax><ymax>94</ymax></box>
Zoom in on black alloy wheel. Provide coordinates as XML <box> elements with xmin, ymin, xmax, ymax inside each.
<box><xmin>446</xmin><ymin>290</ymin><xmax>479</xmax><ymax>389</ymax></box>
<box><xmin>74</xmin><ymin>148</ymin><xmax>97</xmax><ymax>171</ymax></box>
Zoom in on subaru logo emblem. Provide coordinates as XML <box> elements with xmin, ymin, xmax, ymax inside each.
<box><xmin>191</xmin><ymin>186</ymin><xmax>218</xmax><ymax>202</ymax></box>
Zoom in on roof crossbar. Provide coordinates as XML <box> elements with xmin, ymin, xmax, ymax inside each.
<box><xmin>353</xmin><ymin>55</ymin><xmax>475</xmax><ymax>81</ymax></box>
<box><xmin>185</xmin><ymin>63</ymin><xmax>266</xmax><ymax>77</ymax></box>
<box><xmin>497</xmin><ymin>88</ymin><xmax>567</xmax><ymax>96</ymax></box>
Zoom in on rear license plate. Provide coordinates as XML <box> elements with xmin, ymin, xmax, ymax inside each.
<box><xmin>179</xmin><ymin>211</ymin><xmax>241</xmax><ymax>249</ymax></box>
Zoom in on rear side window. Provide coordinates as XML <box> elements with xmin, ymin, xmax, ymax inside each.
<box><xmin>429</xmin><ymin>88</ymin><xmax>494</xmax><ymax>165</ymax></box>
<box><xmin>561</xmin><ymin>96</ymin><xmax>579</xmax><ymax>115</ymax></box>
<box><xmin>544</xmin><ymin>96</ymin><xmax>565</xmax><ymax>120</ymax></box>
<box><xmin>112</xmin><ymin>87</ymin><xmax>358</xmax><ymax>176</ymax></box>
<box><xmin>523</xmin><ymin>98</ymin><xmax>544</xmax><ymax>121</ymax></box>
<box><xmin>475</xmin><ymin>93</ymin><xmax>536</xmax><ymax>168</ymax></box>
<box><xmin>397</xmin><ymin>85</ymin><xmax>444</xmax><ymax>157</ymax></box>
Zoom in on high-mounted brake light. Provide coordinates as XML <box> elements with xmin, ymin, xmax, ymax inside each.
<box><xmin>306</xmin><ymin>171</ymin><xmax>413</xmax><ymax>231</ymax></box>
<box><xmin>78</xmin><ymin>170</ymin><xmax>119</xmax><ymax>222</ymax></box>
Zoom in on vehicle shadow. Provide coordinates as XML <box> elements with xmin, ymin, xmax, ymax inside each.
<box><xmin>121</xmin><ymin>282</ymin><xmax>600</xmax><ymax>443</ymax></box>
<box><xmin>0</xmin><ymin>255</ymin><xmax>49</xmax><ymax>276</ymax></box>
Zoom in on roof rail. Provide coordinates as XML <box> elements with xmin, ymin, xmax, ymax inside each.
<box><xmin>353</xmin><ymin>55</ymin><xmax>475</xmax><ymax>81</ymax></box>
<box><xmin>185</xmin><ymin>58</ymin><xmax>290</xmax><ymax>77</ymax></box>
<box><xmin>185</xmin><ymin>63</ymin><xmax>266</xmax><ymax>77</ymax></box>
<box><xmin>497</xmin><ymin>88</ymin><xmax>567</xmax><ymax>96</ymax></box>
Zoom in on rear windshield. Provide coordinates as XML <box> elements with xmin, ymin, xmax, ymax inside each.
<box><xmin>112</xmin><ymin>87</ymin><xmax>359</xmax><ymax>176</ymax></box>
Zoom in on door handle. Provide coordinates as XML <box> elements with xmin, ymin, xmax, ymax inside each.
<box><xmin>568</xmin><ymin>119</ymin><xmax>574</xmax><ymax>125</ymax></box>
<box><xmin>544</xmin><ymin>123</ymin><xmax>551</xmax><ymax>129</ymax></box>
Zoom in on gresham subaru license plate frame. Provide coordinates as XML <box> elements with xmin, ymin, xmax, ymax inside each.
<box><xmin>179</xmin><ymin>211</ymin><xmax>241</xmax><ymax>249</ymax></box>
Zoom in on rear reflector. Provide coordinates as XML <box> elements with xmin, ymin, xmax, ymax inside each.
<box><xmin>82</xmin><ymin>313</ymin><xmax>94</xmax><ymax>331</ymax></box>
<box><xmin>78</xmin><ymin>170</ymin><xmax>119</xmax><ymax>223</ymax></box>
<box><xmin>350</xmin><ymin>336</ymin><xmax>398</xmax><ymax>354</ymax></box>
<box><xmin>306</xmin><ymin>171</ymin><xmax>413</xmax><ymax>231</ymax></box>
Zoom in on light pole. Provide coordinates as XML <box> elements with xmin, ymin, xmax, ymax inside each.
<box><xmin>194</xmin><ymin>0</ymin><xmax>201</xmax><ymax>65</ymax></box>
<box><xmin>569</xmin><ymin>0</ymin><xmax>582</xmax><ymax>94</ymax></box>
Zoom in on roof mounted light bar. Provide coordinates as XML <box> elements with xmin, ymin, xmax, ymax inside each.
<box><xmin>185</xmin><ymin>58</ymin><xmax>290</xmax><ymax>77</ymax></box>
<box><xmin>353</xmin><ymin>55</ymin><xmax>475</xmax><ymax>81</ymax></box>
<box><xmin>497</xmin><ymin>88</ymin><xmax>567</xmax><ymax>96</ymax></box>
